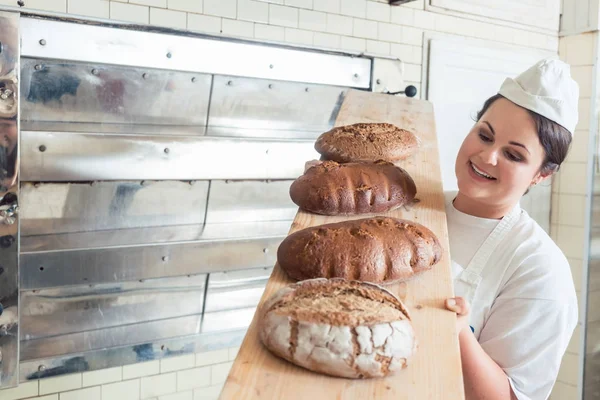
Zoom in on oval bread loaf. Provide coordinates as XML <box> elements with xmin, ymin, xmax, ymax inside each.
<box><xmin>259</xmin><ymin>278</ymin><xmax>417</xmax><ymax>379</ymax></box>
<box><xmin>290</xmin><ymin>160</ymin><xmax>417</xmax><ymax>215</ymax></box>
<box><xmin>277</xmin><ymin>216</ymin><xmax>442</xmax><ymax>284</ymax></box>
<box><xmin>315</xmin><ymin>122</ymin><xmax>418</xmax><ymax>163</ymax></box>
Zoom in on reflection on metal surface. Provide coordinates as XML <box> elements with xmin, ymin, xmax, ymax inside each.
<box><xmin>205</xmin><ymin>267</ymin><xmax>272</xmax><ymax>313</ymax></box>
<box><xmin>207</xmin><ymin>76</ymin><xmax>346</xmax><ymax>137</ymax></box>
<box><xmin>20</xmin><ymin>237</ymin><xmax>281</xmax><ymax>289</ymax></box>
<box><xmin>0</xmin><ymin>10</ymin><xmax>19</xmax><ymax>390</ymax></box>
<box><xmin>20</xmin><ymin>181</ymin><xmax>209</xmax><ymax>235</ymax></box>
<box><xmin>21</xmin><ymin>131</ymin><xmax>317</xmax><ymax>181</ymax></box>
<box><xmin>21</xmin><ymin>274</ymin><xmax>207</xmax><ymax>340</ymax></box>
<box><xmin>21</xmin><ymin>121</ymin><xmax>207</xmax><ymax>136</ymax></box>
<box><xmin>20</xmin><ymin>17</ymin><xmax>372</xmax><ymax>89</ymax></box>
<box><xmin>19</xmin><ymin>329</ymin><xmax>246</xmax><ymax>381</ymax></box>
<box><xmin>20</xmin><ymin>59</ymin><xmax>212</xmax><ymax>130</ymax></box>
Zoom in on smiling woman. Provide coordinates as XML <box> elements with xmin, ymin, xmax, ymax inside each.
<box><xmin>443</xmin><ymin>58</ymin><xmax>579</xmax><ymax>400</ymax></box>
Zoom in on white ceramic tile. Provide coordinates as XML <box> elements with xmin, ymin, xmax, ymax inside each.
<box><xmin>366</xmin><ymin>39</ymin><xmax>390</xmax><ymax>55</ymax></box>
<box><xmin>203</xmin><ymin>0</ymin><xmax>236</xmax><ymax>18</ymax></box>
<box><xmin>68</xmin><ymin>0</ymin><xmax>110</xmax><ymax>18</ymax></box>
<box><xmin>40</xmin><ymin>374</ymin><xmax>82</xmax><ymax>395</ymax></box>
<box><xmin>187</xmin><ymin>14</ymin><xmax>222</xmax><ymax>33</ymax></box>
<box><xmin>567</xmin><ymin>129</ymin><xmax>590</xmax><ymax>163</ymax></box>
<box><xmin>403</xmin><ymin>62</ymin><xmax>421</xmax><ymax>82</ymax></box>
<box><xmin>285</xmin><ymin>27</ymin><xmax>314</xmax><ymax>45</ymax></box>
<box><xmin>546</xmin><ymin>34</ymin><xmax>559</xmax><ymax>51</ymax></box>
<box><xmin>299</xmin><ymin>9</ymin><xmax>327</xmax><ymax>31</ymax></box>
<box><xmin>378</xmin><ymin>22</ymin><xmax>402</xmax><ymax>43</ymax></box>
<box><xmin>284</xmin><ymin>0</ymin><xmax>312</xmax><ymax>8</ymax></box>
<box><xmin>564</xmin><ymin>32</ymin><xmax>595</xmax><ymax>66</ymax></box>
<box><xmin>559</xmin><ymin>37</ymin><xmax>568</xmax><ymax>62</ymax></box>
<box><xmin>82</xmin><ymin>367</ymin><xmax>122</xmax><ymax>387</ymax></box>
<box><xmin>558</xmin><ymin>162</ymin><xmax>588</xmax><ymax>195</ymax></box>
<box><xmin>221</xmin><ymin>18</ymin><xmax>255</xmax><ymax>37</ymax></box>
<box><xmin>558</xmin><ymin>193</ymin><xmax>587</xmax><ymax>227</ymax></box>
<box><xmin>366</xmin><ymin>1</ymin><xmax>389</xmax><ymax>22</ymax></box>
<box><xmin>353</xmin><ymin>18</ymin><xmax>378</xmax><ymax>39</ymax></box>
<box><xmin>101</xmin><ymin>379</ymin><xmax>140</xmax><ymax>400</ymax></box>
<box><xmin>576</xmin><ymin>97</ymin><xmax>591</xmax><ymax>131</ymax></box>
<box><xmin>238</xmin><ymin>0</ymin><xmax>269</xmax><ymax>23</ymax></box>
<box><xmin>340</xmin><ymin>0</ymin><xmax>366</xmax><ymax>18</ymax></box>
<box><xmin>256</xmin><ymin>0</ymin><xmax>283</xmax><ymax>3</ymax></box>
<box><xmin>326</xmin><ymin>13</ymin><xmax>353</xmax><ymax>35</ymax></box>
<box><xmin>401</xmin><ymin>26</ymin><xmax>423</xmax><ymax>46</ymax></box>
<box><xmin>35</xmin><ymin>395</ymin><xmax>59</xmax><ymax>400</ymax></box>
<box><xmin>567</xmin><ymin>322</ymin><xmax>581</xmax><ymax>354</ymax></box>
<box><xmin>158</xmin><ymin>391</ymin><xmax>193</xmax><ymax>400</ymax></box>
<box><xmin>177</xmin><ymin>366</ymin><xmax>211</xmax><ymax>391</ymax></box>
<box><xmin>210</xmin><ymin>362</ymin><xmax>233</xmax><ymax>385</ymax></box>
<box><xmin>160</xmin><ymin>354</ymin><xmax>196</xmax><ymax>374</ymax></box>
<box><xmin>141</xmin><ymin>373</ymin><xmax>177</xmax><ymax>399</ymax></box>
<box><xmin>110</xmin><ymin>2</ymin><xmax>150</xmax><ymax>24</ymax></box>
<box><xmin>390</xmin><ymin>6</ymin><xmax>413</xmax><ymax>25</ymax></box>
<box><xmin>569</xmin><ymin>66</ymin><xmax>593</xmax><ymax>98</ymax></box>
<box><xmin>0</xmin><ymin>381</ymin><xmax>38</xmax><ymax>400</ymax></box>
<box><xmin>557</xmin><ymin>352</ymin><xmax>580</xmax><ymax>386</ymax></box>
<box><xmin>60</xmin><ymin>386</ymin><xmax>101</xmax><ymax>400</ymax></box>
<box><xmin>130</xmin><ymin>0</ymin><xmax>166</xmax><ymax>7</ymax></box>
<box><xmin>550</xmin><ymin>381</ymin><xmax>578</xmax><ymax>399</ymax></box>
<box><xmin>228</xmin><ymin>347</ymin><xmax>240</xmax><ymax>361</ymax></box>
<box><xmin>413</xmin><ymin>9</ymin><xmax>435</xmax><ymax>30</ymax></box>
<box><xmin>405</xmin><ymin>0</ymin><xmax>424</xmax><ymax>8</ymax></box>
<box><xmin>269</xmin><ymin>4</ymin><xmax>299</xmax><ymax>27</ymax></box>
<box><xmin>123</xmin><ymin>361</ymin><xmax>160</xmax><ymax>380</ymax></box>
<box><xmin>551</xmin><ymin>193</ymin><xmax>559</xmax><ymax>225</ymax></box>
<box><xmin>313</xmin><ymin>0</ymin><xmax>339</xmax><ymax>13</ymax></box>
<box><xmin>150</xmin><ymin>7</ymin><xmax>187</xmax><ymax>28</ymax></box>
<box><xmin>341</xmin><ymin>36</ymin><xmax>366</xmax><ymax>52</ymax></box>
<box><xmin>255</xmin><ymin>24</ymin><xmax>285</xmax><ymax>41</ymax></box>
<box><xmin>19</xmin><ymin>0</ymin><xmax>66</xmax><ymax>12</ymax></box>
<box><xmin>313</xmin><ymin>32</ymin><xmax>341</xmax><ymax>48</ymax></box>
<box><xmin>195</xmin><ymin>349</ymin><xmax>229</xmax><ymax>367</ymax></box>
<box><xmin>167</xmin><ymin>0</ymin><xmax>202</xmax><ymax>13</ymax></box>
<box><xmin>556</xmin><ymin>225</ymin><xmax>586</xmax><ymax>259</ymax></box>
<box><xmin>550</xmin><ymin>223</ymin><xmax>559</xmax><ymax>240</ymax></box>
<box><xmin>192</xmin><ymin>384</ymin><xmax>223</xmax><ymax>400</ymax></box>
<box><xmin>390</xmin><ymin>43</ymin><xmax>421</xmax><ymax>64</ymax></box>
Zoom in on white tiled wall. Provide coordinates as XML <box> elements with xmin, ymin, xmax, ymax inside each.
<box><xmin>0</xmin><ymin>0</ymin><xmax>569</xmax><ymax>399</ymax></box>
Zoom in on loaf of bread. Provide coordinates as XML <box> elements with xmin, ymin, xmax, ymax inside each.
<box><xmin>277</xmin><ymin>216</ymin><xmax>442</xmax><ymax>284</ymax></box>
<box><xmin>315</xmin><ymin>122</ymin><xmax>418</xmax><ymax>163</ymax></box>
<box><xmin>259</xmin><ymin>278</ymin><xmax>417</xmax><ymax>379</ymax></box>
<box><xmin>290</xmin><ymin>160</ymin><xmax>416</xmax><ymax>215</ymax></box>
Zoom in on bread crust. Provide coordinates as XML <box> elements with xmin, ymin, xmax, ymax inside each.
<box><xmin>277</xmin><ymin>216</ymin><xmax>442</xmax><ymax>284</ymax></box>
<box><xmin>259</xmin><ymin>278</ymin><xmax>417</xmax><ymax>379</ymax></box>
<box><xmin>315</xmin><ymin>123</ymin><xmax>418</xmax><ymax>163</ymax></box>
<box><xmin>289</xmin><ymin>160</ymin><xmax>417</xmax><ymax>216</ymax></box>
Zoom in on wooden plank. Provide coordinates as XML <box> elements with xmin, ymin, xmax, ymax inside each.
<box><xmin>219</xmin><ymin>89</ymin><xmax>465</xmax><ymax>400</ymax></box>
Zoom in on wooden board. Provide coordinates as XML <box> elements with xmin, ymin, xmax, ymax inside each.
<box><xmin>219</xmin><ymin>89</ymin><xmax>465</xmax><ymax>400</ymax></box>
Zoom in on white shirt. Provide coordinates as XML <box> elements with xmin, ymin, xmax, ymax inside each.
<box><xmin>445</xmin><ymin>193</ymin><xmax>578</xmax><ymax>400</ymax></box>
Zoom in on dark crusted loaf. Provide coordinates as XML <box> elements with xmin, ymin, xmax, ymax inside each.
<box><xmin>289</xmin><ymin>160</ymin><xmax>417</xmax><ymax>215</ymax></box>
<box><xmin>277</xmin><ymin>216</ymin><xmax>442</xmax><ymax>284</ymax></box>
<box><xmin>258</xmin><ymin>278</ymin><xmax>417</xmax><ymax>378</ymax></box>
<box><xmin>314</xmin><ymin>122</ymin><xmax>418</xmax><ymax>163</ymax></box>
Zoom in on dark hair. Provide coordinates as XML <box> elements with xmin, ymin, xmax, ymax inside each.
<box><xmin>476</xmin><ymin>94</ymin><xmax>572</xmax><ymax>175</ymax></box>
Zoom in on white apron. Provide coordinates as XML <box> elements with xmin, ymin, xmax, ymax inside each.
<box><xmin>452</xmin><ymin>203</ymin><xmax>522</xmax><ymax>336</ymax></box>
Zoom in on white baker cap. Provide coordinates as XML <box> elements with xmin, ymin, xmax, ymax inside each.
<box><xmin>498</xmin><ymin>58</ymin><xmax>579</xmax><ymax>136</ymax></box>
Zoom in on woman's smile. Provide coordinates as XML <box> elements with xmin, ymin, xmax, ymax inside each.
<box><xmin>468</xmin><ymin>160</ymin><xmax>496</xmax><ymax>181</ymax></box>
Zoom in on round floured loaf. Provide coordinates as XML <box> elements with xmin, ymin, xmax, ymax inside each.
<box><xmin>259</xmin><ymin>278</ymin><xmax>417</xmax><ymax>379</ymax></box>
<box><xmin>289</xmin><ymin>160</ymin><xmax>417</xmax><ymax>216</ymax></box>
<box><xmin>315</xmin><ymin>122</ymin><xmax>418</xmax><ymax>163</ymax></box>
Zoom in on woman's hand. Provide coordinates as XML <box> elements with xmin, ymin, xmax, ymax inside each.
<box><xmin>446</xmin><ymin>297</ymin><xmax>471</xmax><ymax>335</ymax></box>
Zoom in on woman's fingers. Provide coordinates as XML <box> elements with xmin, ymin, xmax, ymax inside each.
<box><xmin>446</xmin><ymin>297</ymin><xmax>470</xmax><ymax>316</ymax></box>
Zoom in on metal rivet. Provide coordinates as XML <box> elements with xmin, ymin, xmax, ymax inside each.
<box><xmin>227</xmin><ymin>80</ymin><xmax>233</xmax><ymax>86</ymax></box>
<box><xmin>376</xmin><ymin>79</ymin><xmax>381</xmax><ymax>84</ymax></box>
<box><xmin>263</xmin><ymin>248</ymin><xmax>269</xmax><ymax>253</ymax></box>
<box><xmin>164</xmin><ymin>148</ymin><xmax>170</xmax><ymax>154</ymax></box>
<box><xmin>142</xmin><ymin>73</ymin><xmax>149</xmax><ymax>79</ymax></box>
<box><xmin>269</xmin><ymin>64</ymin><xmax>274</xmax><ymax>69</ymax></box>
<box><xmin>140</xmin><ymin>180</ymin><xmax>147</xmax><ymax>186</ymax></box>
<box><xmin>34</xmin><ymin>64</ymin><xmax>42</xmax><ymax>70</ymax></box>
<box><xmin>191</xmin><ymin>77</ymin><xmax>197</xmax><ymax>83</ymax></box>
<box><xmin>162</xmin><ymin>256</ymin><xmax>169</xmax><ymax>262</ymax></box>
<box><xmin>38</xmin><ymin>145</ymin><xmax>46</xmax><ymax>152</ymax></box>
<box><xmin>305</xmin><ymin>87</ymin><xmax>309</xmax><ymax>92</ymax></box>
<box><xmin>354</xmin><ymin>73</ymin><xmax>359</xmax><ymax>78</ymax></box>
<box><xmin>265</xmin><ymin>149</ymin><xmax>269</xmax><ymax>154</ymax></box>
<box><xmin>91</xmin><ymin>69</ymin><xmax>99</xmax><ymax>75</ymax></box>
<box><xmin>268</xmin><ymin>84</ymin><xmax>273</xmax><ymax>89</ymax></box>
<box><xmin>166</xmin><ymin>52</ymin><xmax>172</xmax><ymax>58</ymax></box>
<box><xmin>39</xmin><ymin>39</ymin><xmax>46</xmax><ymax>46</ymax></box>
<box><xmin>38</xmin><ymin>365</ymin><xmax>46</xmax><ymax>372</ymax></box>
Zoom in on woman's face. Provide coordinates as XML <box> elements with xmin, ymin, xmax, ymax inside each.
<box><xmin>455</xmin><ymin>98</ymin><xmax>549</xmax><ymax>209</ymax></box>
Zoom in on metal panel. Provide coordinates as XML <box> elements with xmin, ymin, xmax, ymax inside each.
<box><xmin>20</xmin><ymin>274</ymin><xmax>206</xmax><ymax>340</ymax></box>
<box><xmin>19</xmin><ymin>329</ymin><xmax>246</xmax><ymax>381</ymax></box>
<box><xmin>207</xmin><ymin>76</ymin><xmax>346</xmax><ymax>138</ymax></box>
<box><xmin>21</xmin><ymin>131</ymin><xmax>317</xmax><ymax>181</ymax></box>
<box><xmin>20</xmin><ymin>181</ymin><xmax>209</xmax><ymax>236</ymax></box>
<box><xmin>204</xmin><ymin>267</ymin><xmax>272</xmax><ymax>314</ymax></box>
<box><xmin>20</xmin><ymin>17</ymin><xmax>372</xmax><ymax>89</ymax></box>
<box><xmin>20</xmin><ymin>59</ymin><xmax>212</xmax><ymax>130</ymax></box>
<box><xmin>20</xmin><ymin>237</ymin><xmax>281</xmax><ymax>289</ymax></box>
<box><xmin>0</xmin><ymin>10</ymin><xmax>19</xmax><ymax>390</ymax></box>
<box><xmin>205</xmin><ymin>180</ymin><xmax>296</xmax><ymax>224</ymax></box>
